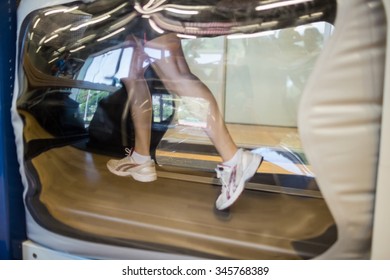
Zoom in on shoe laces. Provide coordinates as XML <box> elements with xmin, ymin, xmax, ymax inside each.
<box><xmin>125</xmin><ymin>147</ymin><xmax>134</xmax><ymax>157</ymax></box>
<box><xmin>215</xmin><ymin>165</ymin><xmax>234</xmax><ymax>194</ymax></box>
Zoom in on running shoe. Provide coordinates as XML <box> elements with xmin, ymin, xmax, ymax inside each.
<box><xmin>106</xmin><ymin>148</ymin><xmax>157</xmax><ymax>182</ymax></box>
<box><xmin>215</xmin><ymin>149</ymin><xmax>263</xmax><ymax>210</ymax></box>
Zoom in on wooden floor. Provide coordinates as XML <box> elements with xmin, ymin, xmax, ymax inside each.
<box><xmin>21</xmin><ymin>111</ymin><xmax>334</xmax><ymax>259</ymax></box>
<box><xmin>158</xmin><ymin>123</ymin><xmax>313</xmax><ymax>177</ymax></box>
<box><xmin>163</xmin><ymin>123</ymin><xmax>303</xmax><ymax>151</ymax></box>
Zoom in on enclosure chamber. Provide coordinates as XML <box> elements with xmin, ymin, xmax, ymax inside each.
<box><xmin>11</xmin><ymin>0</ymin><xmax>387</xmax><ymax>259</ymax></box>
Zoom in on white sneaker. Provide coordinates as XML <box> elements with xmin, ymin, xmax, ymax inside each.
<box><xmin>106</xmin><ymin>148</ymin><xmax>157</xmax><ymax>182</ymax></box>
<box><xmin>215</xmin><ymin>149</ymin><xmax>263</xmax><ymax>210</ymax></box>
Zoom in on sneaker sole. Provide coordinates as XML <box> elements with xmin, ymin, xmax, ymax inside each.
<box><xmin>217</xmin><ymin>154</ymin><xmax>263</xmax><ymax>210</ymax></box>
<box><xmin>107</xmin><ymin>163</ymin><xmax>157</xmax><ymax>182</ymax></box>
<box><xmin>131</xmin><ymin>172</ymin><xmax>157</xmax><ymax>182</ymax></box>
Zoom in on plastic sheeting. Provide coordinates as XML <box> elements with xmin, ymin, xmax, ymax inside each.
<box><xmin>11</xmin><ymin>0</ymin><xmax>343</xmax><ymax>259</ymax></box>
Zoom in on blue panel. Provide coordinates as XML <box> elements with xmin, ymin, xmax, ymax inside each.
<box><xmin>0</xmin><ymin>0</ymin><xmax>26</xmax><ymax>260</ymax></box>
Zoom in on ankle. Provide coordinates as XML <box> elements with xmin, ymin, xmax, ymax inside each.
<box><xmin>222</xmin><ymin>149</ymin><xmax>241</xmax><ymax>167</ymax></box>
<box><xmin>132</xmin><ymin>151</ymin><xmax>151</xmax><ymax>164</ymax></box>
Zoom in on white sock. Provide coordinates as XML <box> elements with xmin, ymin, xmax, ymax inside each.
<box><xmin>131</xmin><ymin>151</ymin><xmax>151</xmax><ymax>164</ymax></box>
<box><xmin>223</xmin><ymin>149</ymin><xmax>240</xmax><ymax>167</ymax></box>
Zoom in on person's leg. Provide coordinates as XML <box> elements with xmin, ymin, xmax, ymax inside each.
<box><xmin>121</xmin><ymin>44</ymin><xmax>152</xmax><ymax>157</ymax></box>
<box><xmin>145</xmin><ymin>33</ymin><xmax>237</xmax><ymax>161</ymax></box>
<box><xmin>145</xmin><ymin>33</ymin><xmax>263</xmax><ymax>209</ymax></box>
<box><xmin>107</xmin><ymin>41</ymin><xmax>157</xmax><ymax>182</ymax></box>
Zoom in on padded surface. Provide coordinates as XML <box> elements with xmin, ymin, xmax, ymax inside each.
<box><xmin>298</xmin><ymin>0</ymin><xmax>386</xmax><ymax>259</ymax></box>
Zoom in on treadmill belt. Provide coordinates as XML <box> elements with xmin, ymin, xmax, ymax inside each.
<box><xmin>22</xmin><ymin>110</ymin><xmax>336</xmax><ymax>259</ymax></box>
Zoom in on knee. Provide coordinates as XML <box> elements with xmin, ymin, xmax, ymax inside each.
<box><xmin>166</xmin><ymin>72</ymin><xmax>200</xmax><ymax>92</ymax></box>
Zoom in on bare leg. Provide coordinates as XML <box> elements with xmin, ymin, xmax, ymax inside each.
<box><xmin>121</xmin><ymin>43</ymin><xmax>152</xmax><ymax>156</ymax></box>
<box><xmin>106</xmin><ymin>40</ymin><xmax>157</xmax><ymax>182</ymax></box>
<box><xmin>145</xmin><ymin>33</ymin><xmax>237</xmax><ymax>161</ymax></box>
<box><xmin>108</xmin><ymin>33</ymin><xmax>261</xmax><ymax>207</ymax></box>
<box><xmin>144</xmin><ymin>34</ymin><xmax>263</xmax><ymax>210</ymax></box>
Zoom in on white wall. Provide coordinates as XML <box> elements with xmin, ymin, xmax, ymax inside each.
<box><xmin>184</xmin><ymin>23</ymin><xmax>333</xmax><ymax>127</ymax></box>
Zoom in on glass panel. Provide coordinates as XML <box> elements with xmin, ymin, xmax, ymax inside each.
<box><xmin>71</xmin><ymin>88</ymin><xmax>110</xmax><ymax>125</ymax></box>
<box><xmin>225</xmin><ymin>23</ymin><xmax>333</xmax><ymax>127</ymax></box>
<box><xmin>157</xmin><ymin>22</ymin><xmax>334</xmax><ymax>185</ymax></box>
<box><xmin>182</xmin><ymin>37</ymin><xmax>226</xmax><ymax>112</ymax></box>
<box><xmin>18</xmin><ymin>1</ymin><xmax>336</xmax><ymax>190</ymax></box>
<box><xmin>15</xmin><ymin>0</ymin><xmax>338</xmax><ymax>259</ymax></box>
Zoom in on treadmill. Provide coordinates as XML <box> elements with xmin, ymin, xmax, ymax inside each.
<box><xmin>13</xmin><ymin>0</ymin><xmax>338</xmax><ymax>259</ymax></box>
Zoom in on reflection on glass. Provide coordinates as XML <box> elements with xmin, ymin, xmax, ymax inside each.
<box><xmin>19</xmin><ymin>0</ymin><xmax>335</xmax><ymax>190</ymax></box>
<box><xmin>177</xmin><ymin>96</ymin><xmax>210</xmax><ymax>128</ymax></box>
<box><xmin>15</xmin><ymin>0</ymin><xmax>338</xmax><ymax>260</ymax></box>
<box><xmin>225</xmin><ymin>23</ymin><xmax>332</xmax><ymax>127</ymax></box>
<box><xmin>71</xmin><ymin>89</ymin><xmax>110</xmax><ymax>124</ymax></box>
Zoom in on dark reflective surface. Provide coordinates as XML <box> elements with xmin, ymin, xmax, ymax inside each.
<box><xmin>19</xmin><ymin>0</ymin><xmax>336</xmax><ymax>158</ymax></box>
<box><xmin>21</xmin><ymin>0</ymin><xmax>336</xmax><ymax>80</ymax></box>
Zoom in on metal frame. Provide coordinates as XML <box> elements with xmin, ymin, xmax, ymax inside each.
<box><xmin>0</xmin><ymin>0</ymin><xmax>26</xmax><ymax>260</ymax></box>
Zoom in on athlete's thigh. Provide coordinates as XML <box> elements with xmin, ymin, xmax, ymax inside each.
<box><xmin>145</xmin><ymin>33</ymin><xmax>192</xmax><ymax>78</ymax></box>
